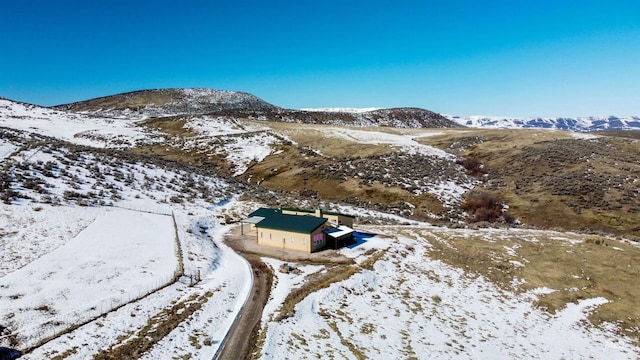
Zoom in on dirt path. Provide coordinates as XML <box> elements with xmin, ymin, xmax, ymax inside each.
<box><xmin>216</xmin><ymin>225</ymin><xmax>353</xmax><ymax>359</ymax></box>
<box><xmin>215</xmin><ymin>250</ymin><xmax>271</xmax><ymax>360</ymax></box>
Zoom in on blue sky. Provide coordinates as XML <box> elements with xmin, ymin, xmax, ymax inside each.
<box><xmin>1</xmin><ymin>0</ymin><xmax>638</xmax><ymax>117</ymax></box>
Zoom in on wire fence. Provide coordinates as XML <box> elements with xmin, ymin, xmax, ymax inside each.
<box><xmin>109</xmin><ymin>203</ymin><xmax>173</xmax><ymax>216</ymax></box>
<box><xmin>11</xmin><ymin>207</ymin><xmax>188</xmax><ymax>354</ymax></box>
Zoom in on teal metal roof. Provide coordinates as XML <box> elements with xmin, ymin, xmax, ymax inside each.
<box><xmin>280</xmin><ymin>207</ymin><xmax>355</xmax><ymax>218</ymax></box>
<box><xmin>249</xmin><ymin>207</ymin><xmax>282</xmax><ymax>217</ymax></box>
<box><xmin>255</xmin><ymin>212</ymin><xmax>327</xmax><ymax>233</ymax></box>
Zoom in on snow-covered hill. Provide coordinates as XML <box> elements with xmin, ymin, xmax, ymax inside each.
<box><xmin>446</xmin><ymin>114</ymin><xmax>640</xmax><ymax>132</ymax></box>
<box><xmin>52</xmin><ymin>88</ymin><xmax>461</xmax><ymax>129</ymax></box>
<box><xmin>2</xmin><ymin>89</ymin><xmax>640</xmax><ymax>358</ymax></box>
<box><xmin>54</xmin><ymin>88</ymin><xmax>279</xmax><ymax>119</ymax></box>
<box><xmin>0</xmin><ymin>127</ymin><xmax>255</xmax><ymax>358</ymax></box>
<box><xmin>0</xmin><ymin>98</ymin><xmax>160</xmax><ymax>148</ymax></box>
<box><xmin>258</xmin><ymin>226</ymin><xmax>640</xmax><ymax>359</ymax></box>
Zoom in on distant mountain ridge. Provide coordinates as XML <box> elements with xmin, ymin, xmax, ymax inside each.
<box><xmin>446</xmin><ymin>114</ymin><xmax>640</xmax><ymax>132</ymax></box>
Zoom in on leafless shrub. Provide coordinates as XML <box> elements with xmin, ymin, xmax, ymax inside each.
<box><xmin>461</xmin><ymin>191</ymin><xmax>514</xmax><ymax>224</ymax></box>
<box><xmin>456</xmin><ymin>157</ymin><xmax>487</xmax><ymax>179</ymax></box>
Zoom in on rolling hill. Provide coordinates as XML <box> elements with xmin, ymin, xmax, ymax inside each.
<box><xmin>53</xmin><ymin>88</ymin><xmax>279</xmax><ymax>119</ymax></box>
<box><xmin>1</xmin><ymin>88</ymin><xmax>640</xmax><ymax>358</ymax></box>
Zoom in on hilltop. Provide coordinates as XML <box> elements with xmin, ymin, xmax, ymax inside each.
<box><xmin>53</xmin><ymin>88</ymin><xmax>462</xmax><ymax>129</ymax></box>
<box><xmin>53</xmin><ymin>88</ymin><xmax>279</xmax><ymax>119</ymax></box>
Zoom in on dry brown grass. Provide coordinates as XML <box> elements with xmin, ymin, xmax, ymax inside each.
<box><xmin>276</xmin><ymin>248</ymin><xmax>389</xmax><ymax>322</ymax></box>
<box><xmin>140</xmin><ymin>117</ymin><xmax>199</xmax><ymax>138</ymax></box>
<box><xmin>93</xmin><ymin>291</ymin><xmax>214</xmax><ymax>359</ymax></box>
<box><xmin>409</xmin><ymin>227</ymin><xmax>640</xmax><ymax>344</ymax></box>
<box><xmin>262</xmin><ymin>122</ymin><xmax>397</xmax><ymax>158</ymax></box>
<box><xmin>276</xmin><ymin>264</ymin><xmax>358</xmax><ymax>321</ymax></box>
<box><xmin>235</xmin><ymin>124</ymin><xmax>456</xmax><ymax>220</ymax></box>
<box><xmin>61</xmin><ymin>90</ymin><xmax>175</xmax><ymax>111</ymax></box>
<box><xmin>327</xmin><ymin>321</ymin><xmax>366</xmax><ymax>360</ymax></box>
<box><xmin>422</xmin><ymin>129</ymin><xmax>640</xmax><ymax>237</ymax></box>
<box><xmin>134</xmin><ymin>116</ymin><xmax>640</xmax><ymax>237</ymax></box>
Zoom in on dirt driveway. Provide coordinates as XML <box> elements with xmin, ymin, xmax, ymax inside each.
<box><xmin>215</xmin><ymin>252</ymin><xmax>270</xmax><ymax>360</ymax></box>
<box><xmin>216</xmin><ymin>225</ymin><xmax>353</xmax><ymax>359</ymax></box>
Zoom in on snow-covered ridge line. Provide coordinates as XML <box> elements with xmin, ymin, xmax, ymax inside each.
<box><xmin>445</xmin><ymin>114</ymin><xmax>640</xmax><ymax>132</ymax></box>
<box><xmin>300</xmin><ymin>107</ymin><xmax>382</xmax><ymax>113</ymax></box>
<box><xmin>53</xmin><ymin>88</ymin><xmax>279</xmax><ymax>120</ymax></box>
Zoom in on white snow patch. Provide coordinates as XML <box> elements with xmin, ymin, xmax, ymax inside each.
<box><xmin>0</xmin><ymin>209</ymin><xmax>176</xmax><ymax>349</ymax></box>
<box><xmin>325</xmin><ymin>128</ymin><xmax>453</xmax><ymax>158</ymax></box>
<box><xmin>260</xmin><ymin>258</ymin><xmax>324</xmax><ymax>321</ymax></box>
<box><xmin>258</xmin><ymin>229</ymin><xmax>640</xmax><ymax>359</ymax></box>
<box><xmin>225</xmin><ymin>133</ymin><xmax>279</xmax><ymax>175</ymax></box>
<box><xmin>0</xmin><ymin>99</ymin><xmax>159</xmax><ymax>148</ymax></box>
<box><xmin>571</xmin><ymin>132</ymin><xmax>600</xmax><ymax>140</ymax></box>
<box><xmin>0</xmin><ymin>140</ymin><xmax>18</xmax><ymax>160</ymax></box>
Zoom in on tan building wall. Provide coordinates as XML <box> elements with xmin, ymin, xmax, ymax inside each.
<box><xmin>256</xmin><ymin>226</ymin><xmax>327</xmax><ymax>253</ymax></box>
<box><xmin>328</xmin><ymin>214</ymin><xmax>354</xmax><ymax>228</ymax></box>
<box><xmin>281</xmin><ymin>209</ymin><xmax>354</xmax><ymax>228</ymax></box>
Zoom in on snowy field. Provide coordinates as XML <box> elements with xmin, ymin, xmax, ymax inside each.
<box><xmin>0</xmin><ymin>124</ymin><xmax>254</xmax><ymax>358</ymax></box>
<box><xmin>0</xmin><ymin>209</ymin><xmax>177</xmax><ymax>349</ymax></box>
<box><xmin>257</xmin><ymin>226</ymin><xmax>640</xmax><ymax>359</ymax></box>
<box><xmin>1</xmin><ymin>200</ymin><xmax>253</xmax><ymax>359</ymax></box>
<box><xmin>0</xmin><ymin>139</ymin><xmax>17</xmax><ymax>160</ymax></box>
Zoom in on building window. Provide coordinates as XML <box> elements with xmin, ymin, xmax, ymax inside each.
<box><xmin>303</xmin><ymin>238</ymin><xmax>307</xmax><ymax>246</ymax></box>
<box><xmin>291</xmin><ymin>236</ymin><xmax>294</xmax><ymax>245</ymax></box>
<box><xmin>269</xmin><ymin>233</ymin><xmax>272</xmax><ymax>240</ymax></box>
<box><xmin>260</xmin><ymin>232</ymin><xmax>263</xmax><ymax>238</ymax></box>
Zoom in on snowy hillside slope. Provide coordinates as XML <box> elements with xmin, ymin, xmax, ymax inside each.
<box><xmin>0</xmin><ymin>98</ymin><xmax>159</xmax><ymax>148</ymax></box>
<box><xmin>446</xmin><ymin>114</ymin><xmax>640</xmax><ymax>132</ymax></box>
<box><xmin>1</xmin><ymin>95</ymin><xmax>287</xmax><ymax>176</ymax></box>
<box><xmin>54</xmin><ymin>88</ymin><xmax>278</xmax><ymax>119</ymax></box>
<box><xmin>0</xmin><ymin>128</ymin><xmax>242</xmax><ymax>212</ymax></box>
<box><xmin>0</xmin><ymin>127</ymin><xmax>254</xmax><ymax>357</ymax></box>
<box><xmin>167</xmin><ymin>114</ymin><xmax>287</xmax><ymax>176</ymax></box>
<box><xmin>257</xmin><ymin>226</ymin><xmax>640</xmax><ymax>359</ymax></box>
